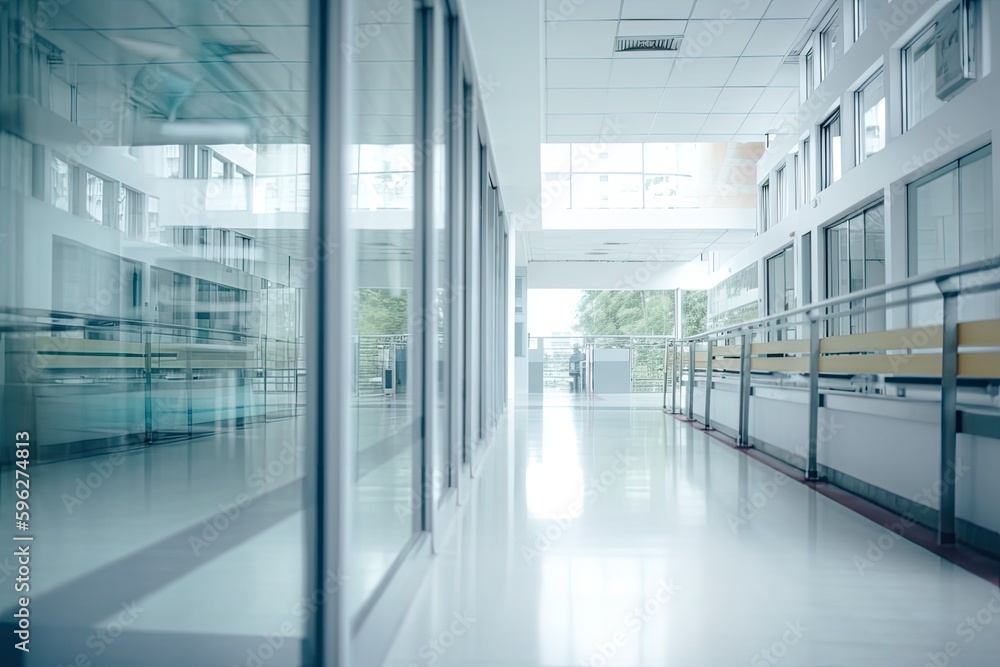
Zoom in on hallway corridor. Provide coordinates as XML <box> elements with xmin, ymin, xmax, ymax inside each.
<box><xmin>382</xmin><ymin>405</ymin><xmax>1000</xmax><ymax>667</ymax></box>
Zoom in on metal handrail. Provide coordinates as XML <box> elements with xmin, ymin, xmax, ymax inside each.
<box><xmin>681</xmin><ymin>256</ymin><xmax>1000</xmax><ymax>342</ymax></box>
<box><xmin>664</xmin><ymin>256</ymin><xmax>1000</xmax><ymax>552</ymax></box>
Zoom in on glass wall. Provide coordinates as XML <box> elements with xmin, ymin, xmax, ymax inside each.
<box><xmin>904</xmin><ymin>24</ymin><xmax>945</xmax><ymax>130</ymax></box>
<box><xmin>708</xmin><ymin>263</ymin><xmax>761</xmax><ymax>330</ymax></box>
<box><xmin>827</xmin><ymin>202</ymin><xmax>886</xmax><ymax>335</ymax></box>
<box><xmin>540</xmin><ymin>142</ymin><xmax>765</xmax><ymax>210</ymax></box>
<box><xmin>908</xmin><ymin>145</ymin><xmax>995</xmax><ymax>323</ymax></box>
<box><xmin>0</xmin><ymin>0</ymin><xmax>312</xmax><ymax>663</ymax></box>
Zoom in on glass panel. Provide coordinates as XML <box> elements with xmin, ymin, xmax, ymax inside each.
<box><xmin>571</xmin><ymin>143</ymin><xmax>642</xmax><ymax>172</ymax></box>
<box><xmin>347</xmin><ymin>0</ymin><xmax>419</xmax><ymax>615</ymax></box>
<box><xmin>865</xmin><ymin>204</ymin><xmax>887</xmax><ymax>332</ymax></box>
<box><xmin>958</xmin><ymin>147</ymin><xmax>996</xmax><ymax>320</ymax></box>
<box><xmin>805</xmin><ymin>50</ymin><xmax>815</xmax><ymax>97</ymax></box>
<box><xmin>859</xmin><ymin>70</ymin><xmax>886</xmax><ymax>160</ymax></box>
<box><xmin>905</xmin><ymin>25</ymin><xmax>946</xmax><ymax>130</ymax></box>
<box><xmin>572</xmin><ymin>174</ymin><xmax>643</xmax><ymax>208</ymax></box>
<box><xmin>0</xmin><ymin>0</ymin><xmax>312</xmax><ymax>661</ymax></box>
<box><xmin>708</xmin><ymin>263</ymin><xmax>760</xmax><ymax>329</ymax></box>
<box><xmin>821</xmin><ymin>12</ymin><xmax>844</xmax><ymax>79</ymax></box>
<box><xmin>432</xmin><ymin>1</ymin><xmax>453</xmax><ymax>508</ymax></box>
<box><xmin>822</xmin><ymin>112</ymin><xmax>842</xmax><ymax>188</ymax></box>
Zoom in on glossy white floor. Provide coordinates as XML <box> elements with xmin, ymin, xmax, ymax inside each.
<box><xmin>380</xmin><ymin>403</ymin><xmax>1000</xmax><ymax>667</ymax></box>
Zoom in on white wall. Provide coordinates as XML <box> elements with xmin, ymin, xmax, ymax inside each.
<box><xmin>528</xmin><ymin>258</ymin><xmax>712</xmax><ymax>290</ymax></box>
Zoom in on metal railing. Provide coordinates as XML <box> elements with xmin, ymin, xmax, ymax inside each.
<box><xmin>664</xmin><ymin>256</ymin><xmax>1000</xmax><ymax>547</ymax></box>
<box><xmin>0</xmin><ymin>308</ymin><xmax>304</xmax><ymax>466</ymax></box>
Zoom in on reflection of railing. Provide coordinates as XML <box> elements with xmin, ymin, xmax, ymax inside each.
<box><xmin>0</xmin><ymin>309</ymin><xmax>304</xmax><ymax>467</ymax></box>
<box><xmin>665</xmin><ymin>257</ymin><xmax>1000</xmax><ymax>549</ymax></box>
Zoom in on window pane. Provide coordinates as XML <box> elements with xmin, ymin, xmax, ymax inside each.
<box><xmin>859</xmin><ymin>70</ymin><xmax>886</xmax><ymax>159</ymax></box>
<box><xmin>0</xmin><ymin>0</ymin><xmax>314</xmax><ymax>660</ymax></box>
<box><xmin>347</xmin><ymin>0</ymin><xmax>419</xmax><ymax>616</ymax></box>
<box><xmin>821</xmin><ymin>12</ymin><xmax>844</xmax><ymax>79</ymax></box>
<box><xmin>572</xmin><ymin>174</ymin><xmax>643</xmax><ymax>208</ymax></box>
<box><xmin>822</xmin><ymin>112</ymin><xmax>842</xmax><ymax>188</ymax></box>
<box><xmin>571</xmin><ymin>143</ymin><xmax>642</xmax><ymax>172</ymax></box>
<box><xmin>905</xmin><ymin>26</ymin><xmax>946</xmax><ymax>129</ymax></box>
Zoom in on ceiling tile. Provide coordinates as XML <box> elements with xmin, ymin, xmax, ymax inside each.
<box><xmin>728</xmin><ymin>57</ymin><xmax>783</xmax><ymax>86</ymax></box>
<box><xmin>611</xmin><ymin>113</ymin><xmax>657</xmax><ymax>135</ymax></box>
<box><xmin>608</xmin><ymin>59</ymin><xmax>673</xmax><ymax>88</ymax></box>
<box><xmin>618</xmin><ymin>20</ymin><xmax>688</xmax><ymax>36</ymax></box>
<box><xmin>659</xmin><ymin>87</ymin><xmax>722</xmax><ymax>113</ymax></box>
<box><xmin>604</xmin><ymin>88</ymin><xmax>664</xmax><ymax>113</ymax></box>
<box><xmin>764</xmin><ymin>0</ymin><xmax>820</xmax><ymax>19</ymax></box>
<box><xmin>547</xmin><ymin>114</ymin><xmax>607</xmax><ymax>135</ymax></box>
<box><xmin>743</xmin><ymin>19</ymin><xmax>807</xmax><ymax>56</ymax></box>
<box><xmin>546</xmin><ymin>21</ymin><xmax>619</xmax><ymax>58</ymax></box>
<box><xmin>690</xmin><ymin>0</ymin><xmax>770</xmax><ymax>19</ymax></box>
<box><xmin>548</xmin><ymin>89</ymin><xmax>609</xmax><ymax>114</ymax></box>
<box><xmin>646</xmin><ymin>134</ymin><xmax>701</xmax><ymax>142</ymax></box>
<box><xmin>771</xmin><ymin>62</ymin><xmax>799</xmax><ymax>86</ymax></box>
<box><xmin>667</xmin><ymin>57</ymin><xmax>737</xmax><ymax>87</ymax></box>
<box><xmin>547</xmin><ymin>59</ymin><xmax>613</xmax><ymax>88</ymax></box>
<box><xmin>739</xmin><ymin>113</ymin><xmax>777</xmax><ymax>134</ymax></box>
<box><xmin>700</xmin><ymin>114</ymin><xmax>747</xmax><ymax>134</ymax></box>
<box><xmin>753</xmin><ymin>87</ymin><xmax>795</xmax><ymax>113</ymax></box>
<box><xmin>697</xmin><ymin>133</ymin><xmax>736</xmax><ymax>142</ymax></box>
<box><xmin>622</xmin><ymin>0</ymin><xmax>696</xmax><ymax>20</ymax></box>
<box><xmin>681</xmin><ymin>20</ymin><xmax>757</xmax><ymax>57</ymax></box>
<box><xmin>545</xmin><ymin>0</ymin><xmax>622</xmax><ymax>21</ymax></box>
<box><xmin>712</xmin><ymin>86</ymin><xmax>765</xmax><ymax>112</ymax></box>
<box><xmin>651</xmin><ymin>113</ymin><xmax>706</xmax><ymax>134</ymax></box>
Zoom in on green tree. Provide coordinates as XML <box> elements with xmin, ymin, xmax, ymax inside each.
<box><xmin>357</xmin><ymin>288</ymin><xmax>409</xmax><ymax>335</ymax></box>
<box><xmin>572</xmin><ymin>289</ymin><xmax>708</xmax><ymax>338</ymax></box>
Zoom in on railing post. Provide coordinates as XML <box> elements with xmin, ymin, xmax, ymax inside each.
<box><xmin>686</xmin><ymin>342</ymin><xmax>695</xmax><ymax>419</ymax></box>
<box><xmin>806</xmin><ymin>315</ymin><xmax>820</xmax><ymax>480</ymax></box>
<box><xmin>671</xmin><ymin>341</ymin><xmax>679</xmax><ymax>414</ymax></box>
<box><xmin>703</xmin><ymin>338</ymin><xmax>713</xmax><ymax>430</ymax></box>
<box><xmin>144</xmin><ymin>330</ymin><xmax>153</xmax><ymax>443</ymax></box>
<box><xmin>737</xmin><ymin>332</ymin><xmax>752</xmax><ymax>447</ymax></box>
<box><xmin>939</xmin><ymin>286</ymin><xmax>959</xmax><ymax>545</ymax></box>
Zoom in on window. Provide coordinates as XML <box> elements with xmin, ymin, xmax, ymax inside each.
<box><xmin>855</xmin><ymin>0</ymin><xmax>891</xmax><ymax>41</ymax></box>
<box><xmin>708</xmin><ymin>263</ymin><xmax>760</xmax><ymax>330</ymax></box>
<box><xmin>820</xmin><ymin>110</ymin><xmax>842</xmax><ymax>189</ymax></box>
<box><xmin>85</xmin><ymin>172</ymin><xmax>104</xmax><ymax>224</ymax></box>
<box><xmin>197</xmin><ymin>146</ymin><xmax>212</xmax><ymax>178</ymax></box>
<box><xmin>856</xmin><ymin>68</ymin><xmax>885</xmax><ymax>161</ymax></box>
<box><xmin>51</xmin><ymin>156</ymin><xmax>70</xmax><ymax>211</ymax></box>
<box><xmin>766</xmin><ymin>246</ymin><xmax>796</xmax><ymax>339</ymax></box>
<box><xmin>821</xmin><ymin>11</ymin><xmax>843</xmax><ymax>80</ymax></box>
<box><xmin>804</xmin><ymin>50</ymin><xmax>815</xmax><ymax>98</ymax></box>
<box><xmin>118</xmin><ymin>186</ymin><xmax>145</xmax><ymax>239</ymax></box>
<box><xmin>802</xmin><ymin>232</ymin><xmax>813</xmax><ymax>306</ymax></box>
<box><xmin>792</xmin><ymin>151</ymin><xmax>800</xmax><ymax>212</ymax></box>
<box><xmin>776</xmin><ymin>165</ymin><xmax>789</xmax><ymax>222</ymax></box>
<box><xmin>827</xmin><ymin>202</ymin><xmax>885</xmax><ymax>335</ymax></box>
<box><xmin>903</xmin><ymin>24</ymin><xmax>945</xmax><ymax>130</ymax></box>
<box><xmin>908</xmin><ymin>145</ymin><xmax>994</xmax><ymax>322</ymax></box>
<box><xmin>148</xmin><ymin>196</ymin><xmax>160</xmax><ymax>239</ymax></box>
<box><xmin>801</xmin><ymin>138</ymin><xmax>811</xmax><ymax>206</ymax></box>
<box><xmin>759</xmin><ymin>180</ymin><xmax>770</xmax><ymax>231</ymax></box>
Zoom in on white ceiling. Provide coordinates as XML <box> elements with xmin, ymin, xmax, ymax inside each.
<box><xmin>544</xmin><ymin>0</ymin><xmax>829</xmax><ymax>142</ymax></box>
<box><xmin>524</xmin><ymin>228</ymin><xmax>753</xmax><ymax>263</ymax></box>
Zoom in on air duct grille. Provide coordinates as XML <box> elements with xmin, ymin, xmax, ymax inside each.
<box><xmin>615</xmin><ymin>36</ymin><xmax>683</xmax><ymax>53</ymax></box>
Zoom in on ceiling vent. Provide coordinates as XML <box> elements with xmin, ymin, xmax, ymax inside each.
<box><xmin>614</xmin><ymin>36</ymin><xmax>683</xmax><ymax>53</ymax></box>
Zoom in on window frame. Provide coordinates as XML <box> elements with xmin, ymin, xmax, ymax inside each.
<box><xmin>759</xmin><ymin>179</ymin><xmax>770</xmax><ymax>232</ymax></box>
<box><xmin>820</xmin><ymin>109</ymin><xmax>842</xmax><ymax>190</ymax></box>
<box><xmin>820</xmin><ymin>8</ymin><xmax>843</xmax><ymax>81</ymax></box>
<box><xmin>855</xmin><ymin>67</ymin><xmax>885</xmax><ymax>164</ymax></box>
